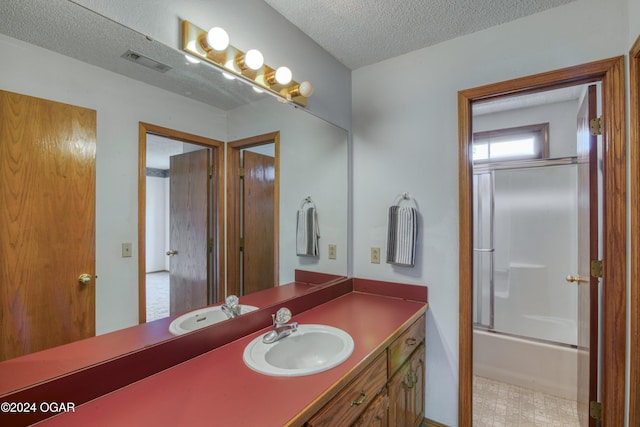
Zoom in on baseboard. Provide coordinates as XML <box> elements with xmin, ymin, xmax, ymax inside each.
<box><xmin>423</xmin><ymin>417</ymin><xmax>449</xmax><ymax>427</ymax></box>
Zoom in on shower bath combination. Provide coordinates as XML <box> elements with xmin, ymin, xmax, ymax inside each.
<box><xmin>473</xmin><ymin>160</ymin><xmax>579</xmax><ymax>399</ymax></box>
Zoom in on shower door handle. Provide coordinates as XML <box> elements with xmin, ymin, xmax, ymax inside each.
<box><xmin>566</xmin><ymin>275</ymin><xmax>588</xmax><ymax>284</ymax></box>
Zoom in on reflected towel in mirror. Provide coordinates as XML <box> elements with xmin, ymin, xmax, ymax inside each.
<box><xmin>296</xmin><ymin>206</ymin><xmax>320</xmax><ymax>256</ymax></box>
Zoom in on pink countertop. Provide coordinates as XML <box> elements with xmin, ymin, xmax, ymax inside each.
<box><xmin>36</xmin><ymin>292</ymin><xmax>427</xmax><ymax>426</ymax></box>
<box><xmin>0</xmin><ymin>279</ymin><xmax>327</xmax><ymax>396</ymax></box>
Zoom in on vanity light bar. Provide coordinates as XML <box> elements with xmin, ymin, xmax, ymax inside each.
<box><xmin>181</xmin><ymin>20</ymin><xmax>312</xmax><ymax>107</ymax></box>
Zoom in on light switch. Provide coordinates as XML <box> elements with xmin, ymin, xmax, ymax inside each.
<box><xmin>122</xmin><ymin>242</ymin><xmax>132</xmax><ymax>258</ymax></box>
<box><xmin>328</xmin><ymin>244</ymin><xmax>337</xmax><ymax>260</ymax></box>
<box><xmin>371</xmin><ymin>247</ymin><xmax>381</xmax><ymax>264</ymax></box>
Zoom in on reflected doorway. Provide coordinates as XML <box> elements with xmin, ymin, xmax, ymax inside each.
<box><xmin>227</xmin><ymin>132</ymin><xmax>280</xmax><ymax>297</ymax></box>
<box><xmin>138</xmin><ymin>123</ymin><xmax>225</xmax><ymax>323</ymax></box>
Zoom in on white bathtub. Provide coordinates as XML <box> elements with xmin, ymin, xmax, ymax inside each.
<box><xmin>474</xmin><ymin>328</ymin><xmax>578</xmax><ymax>400</ymax></box>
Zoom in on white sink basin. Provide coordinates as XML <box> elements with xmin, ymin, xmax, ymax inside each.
<box><xmin>169</xmin><ymin>305</ymin><xmax>258</xmax><ymax>335</ymax></box>
<box><xmin>243</xmin><ymin>324</ymin><xmax>354</xmax><ymax>376</ymax></box>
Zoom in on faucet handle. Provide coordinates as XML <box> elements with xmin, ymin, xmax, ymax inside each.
<box><xmin>274</xmin><ymin>307</ymin><xmax>292</xmax><ymax>325</ymax></box>
<box><xmin>225</xmin><ymin>295</ymin><xmax>239</xmax><ymax>308</ymax></box>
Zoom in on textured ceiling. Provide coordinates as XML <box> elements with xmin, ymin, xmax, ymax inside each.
<box><xmin>264</xmin><ymin>0</ymin><xmax>577</xmax><ymax>70</ymax></box>
<box><xmin>0</xmin><ymin>0</ymin><xmax>265</xmax><ymax>111</ymax></box>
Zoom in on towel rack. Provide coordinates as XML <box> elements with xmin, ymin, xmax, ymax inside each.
<box><xmin>300</xmin><ymin>196</ymin><xmax>316</xmax><ymax>209</ymax></box>
<box><xmin>393</xmin><ymin>192</ymin><xmax>419</xmax><ymax>210</ymax></box>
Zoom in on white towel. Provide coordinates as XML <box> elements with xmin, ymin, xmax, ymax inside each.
<box><xmin>296</xmin><ymin>206</ymin><xmax>320</xmax><ymax>256</ymax></box>
<box><xmin>386</xmin><ymin>205</ymin><xmax>418</xmax><ymax>266</ymax></box>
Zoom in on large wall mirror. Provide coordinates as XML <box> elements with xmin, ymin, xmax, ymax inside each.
<box><xmin>0</xmin><ymin>0</ymin><xmax>348</xmax><ymax>390</ymax></box>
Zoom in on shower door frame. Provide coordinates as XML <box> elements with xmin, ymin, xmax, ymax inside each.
<box><xmin>458</xmin><ymin>57</ymin><xmax>627</xmax><ymax>427</ymax></box>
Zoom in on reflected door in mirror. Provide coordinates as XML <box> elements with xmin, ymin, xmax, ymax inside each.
<box><xmin>243</xmin><ymin>150</ymin><xmax>275</xmax><ymax>294</ymax></box>
<box><xmin>169</xmin><ymin>149</ymin><xmax>210</xmax><ymax>315</ymax></box>
<box><xmin>0</xmin><ymin>90</ymin><xmax>96</xmax><ymax>361</ymax></box>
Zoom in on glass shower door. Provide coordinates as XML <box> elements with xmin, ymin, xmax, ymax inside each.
<box><xmin>473</xmin><ymin>172</ymin><xmax>494</xmax><ymax>329</ymax></box>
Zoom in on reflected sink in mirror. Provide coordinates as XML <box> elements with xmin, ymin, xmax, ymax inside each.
<box><xmin>169</xmin><ymin>305</ymin><xmax>259</xmax><ymax>335</ymax></box>
<box><xmin>243</xmin><ymin>324</ymin><xmax>354</xmax><ymax>376</ymax></box>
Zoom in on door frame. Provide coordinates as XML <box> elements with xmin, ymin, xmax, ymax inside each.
<box><xmin>137</xmin><ymin>122</ymin><xmax>225</xmax><ymax>323</ymax></box>
<box><xmin>226</xmin><ymin>131</ymin><xmax>280</xmax><ymax>298</ymax></box>
<box><xmin>458</xmin><ymin>57</ymin><xmax>626</xmax><ymax>426</ymax></box>
<box><xmin>629</xmin><ymin>35</ymin><xmax>640</xmax><ymax>427</ymax></box>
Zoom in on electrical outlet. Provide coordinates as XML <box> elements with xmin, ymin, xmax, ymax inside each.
<box><xmin>328</xmin><ymin>244</ymin><xmax>337</xmax><ymax>260</ymax></box>
<box><xmin>371</xmin><ymin>247</ymin><xmax>381</xmax><ymax>264</ymax></box>
<box><xmin>122</xmin><ymin>242</ymin><xmax>132</xmax><ymax>258</ymax></box>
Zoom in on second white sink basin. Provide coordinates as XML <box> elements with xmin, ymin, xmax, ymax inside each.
<box><xmin>243</xmin><ymin>324</ymin><xmax>354</xmax><ymax>376</ymax></box>
<box><xmin>169</xmin><ymin>305</ymin><xmax>258</xmax><ymax>335</ymax></box>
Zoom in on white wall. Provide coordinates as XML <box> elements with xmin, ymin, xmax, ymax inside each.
<box><xmin>0</xmin><ymin>34</ymin><xmax>228</xmax><ymax>335</ymax></box>
<box><xmin>73</xmin><ymin>0</ymin><xmax>352</xmax><ymax>131</ymax></box>
<box><xmin>145</xmin><ymin>176</ymin><xmax>168</xmax><ymax>272</ymax></box>
<box><xmin>630</xmin><ymin>0</ymin><xmax>640</xmax><ymax>45</ymax></box>
<box><xmin>227</xmin><ymin>99</ymin><xmax>349</xmax><ymax>284</ymax></box>
<box><xmin>352</xmin><ymin>0</ymin><xmax>627</xmax><ymax>424</ymax></box>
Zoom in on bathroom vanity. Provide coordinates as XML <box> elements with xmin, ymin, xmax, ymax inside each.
<box><xmin>1</xmin><ymin>276</ymin><xmax>427</xmax><ymax>426</ymax></box>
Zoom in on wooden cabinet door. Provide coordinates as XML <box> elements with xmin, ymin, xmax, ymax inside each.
<box><xmin>388</xmin><ymin>344</ymin><xmax>425</xmax><ymax>427</ymax></box>
<box><xmin>352</xmin><ymin>389</ymin><xmax>389</xmax><ymax>427</ymax></box>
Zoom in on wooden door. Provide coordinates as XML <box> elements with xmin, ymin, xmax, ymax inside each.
<box><xmin>0</xmin><ymin>90</ymin><xmax>96</xmax><ymax>361</ymax></box>
<box><xmin>242</xmin><ymin>150</ymin><xmax>275</xmax><ymax>295</ymax></box>
<box><xmin>168</xmin><ymin>149</ymin><xmax>209</xmax><ymax>315</ymax></box>
<box><xmin>576</xmin><ymin>85</ymin><xmax>599</xmax><ymax>426</ymax></box>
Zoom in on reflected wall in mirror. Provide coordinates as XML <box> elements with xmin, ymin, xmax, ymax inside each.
<box><xmin>0</xmin><ymin>0</ymin><xmax>348</xmax><ymax>381</ymax></box>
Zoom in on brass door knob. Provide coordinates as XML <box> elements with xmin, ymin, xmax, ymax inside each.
<box><xmin>566</xmin><ymin>275</ymin><xmax>588</xmax><ymax>284</ymax></box>
<box><xmin>166</xmin><ymin>250</ymin><xmax>178</xmax><ymax>256</ymax></box>
<box><xmin>78</xmin><ymin>273</ymin><xmax>92</xmax><ymax>285</ymax></box>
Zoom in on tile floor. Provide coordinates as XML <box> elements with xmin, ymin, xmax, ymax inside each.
<box><xmin>473</xmin><ymin>376</ymin><xmax>580</xmax><ymax>426</ymax></box>
<box><xmin>146</xmin><ymin>271</ymin><xmax>169</xmax><ymax>322</ymax></box>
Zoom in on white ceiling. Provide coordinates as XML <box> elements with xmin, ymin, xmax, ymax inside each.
<box><xmin>264</xmin><ymin>0</ymin><xmax>577</xmax><ymax>70</ymax></box>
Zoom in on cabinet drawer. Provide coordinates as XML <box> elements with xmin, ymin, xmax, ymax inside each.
<box><xmin>307</xmin><ymin>352</ymin><xmax>388</xmax><ymax>427</ymax></box>
<box><xmin>388</xmin><ymin>314</ymin><xmax>425</xmax><ymax>376</ymax></box>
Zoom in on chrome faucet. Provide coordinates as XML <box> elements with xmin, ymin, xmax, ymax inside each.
<box><xmin>221</xmin><ymin>295</ymin><xmax>242</xmax><ymax>319</ymax></box>
<box><xmin>262</xmin><ymin>307</ymin><xmax>298</xmax><ymax>344</ymax></box>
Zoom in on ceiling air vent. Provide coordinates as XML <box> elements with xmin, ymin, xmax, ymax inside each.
<box><xmin>121</xmin><ymin>50</ymin><xmax>172</xmax><ymax>73</ymax></box>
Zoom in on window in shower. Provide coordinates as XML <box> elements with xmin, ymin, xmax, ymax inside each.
<box><xmin>473</xmin><ymin>123</ymin><xmax>549</xmax><ymax>163</ymax></box>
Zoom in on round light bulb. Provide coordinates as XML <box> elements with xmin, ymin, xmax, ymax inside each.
<box><xmin>206</xmin><ymin>27</ymin><xmax>229</xmax><ymax>52</ymax></box>
<box><xmin>274</xmin><ymin>66</ymin><xmax>292</xmax><ymax>85</ymax></box>
<box><xmin>298</xmin><ymin>81</ymin><xmax>314</xmax><ymax>97</ymax></box>
<box><xmin>244</xmin><ymin>49</ymin><xmax>264</xmax><ymax>70</ymax></box>
<box><xmin>187</xmin><ymin>39</ymin><xmax>206</xmax><ymax>57</ymax></box>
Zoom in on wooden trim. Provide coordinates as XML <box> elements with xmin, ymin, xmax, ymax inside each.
<box><xmin>457</xmin><ymin>57</ymin><xmax>627</xmax><ymax>427</ymax></box>
<box><xmin>423</xmin><ymin>417</ymin><xmax>450</xmax><ymax>427</ymax></box>
<box><xmin>226</xmin><ymin>131</ymin><xmax>280</xmax><ymax>297</ymax></box>
<box><xmin>629</xmin><ymin>35</ymin><xmax>640</xmax><ymax>427</ymax></box>
<box><xmin>473</xmin><ymin>122</ymin><xmax>550</xmax><ymax>161</ymax></box>
<box><xmin>137</xmin><ymin>123</ymin><xmax>225</xmax><ymax>323</ymax></box>
<box><xmin>137</xmin><ymin>124</ymin><xmax>147</xmax><ymax>324</ymax></box>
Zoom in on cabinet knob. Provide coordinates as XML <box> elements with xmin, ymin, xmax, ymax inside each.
<box><xmin>405</xmin><ymin>337</ymin><xmax>417</xmax><ymax>346</ymax></box>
